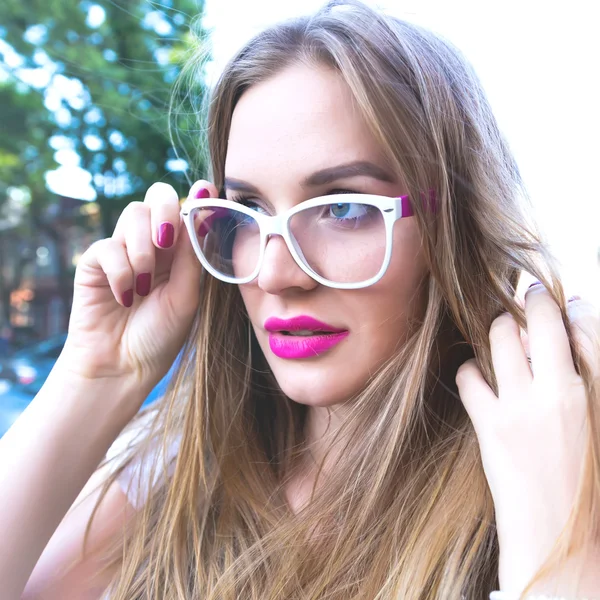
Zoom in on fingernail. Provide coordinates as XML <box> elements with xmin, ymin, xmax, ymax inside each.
<box><xmin>122</xmin><ymin>289</ymin><xmax>134</xmax><ymax>308</ymax></box>
<box><xmin>197</xmin><ymin>221</ymin><xmax>209</xmax><ymax>237</ymax></box>
<box><xmin>568</xmin><ymin>295</ymin><xmax>581</xmax><ymax>302</ymax></box>
<box><xmin>136</xmin><ymin>273</ymin><xmax>151</xmax><ymax>297</ymax></box>
<box><xmin>195</xmin><ymin>187</ymin><xmax>210</xmax><ymax>199</ymax></box>
<box><xmin>157</xmin><ymin>222</ymin><xmax>174</xmax><ymax>248</ymax></box>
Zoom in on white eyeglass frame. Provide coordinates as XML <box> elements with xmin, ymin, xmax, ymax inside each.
<box><xmin>180</xmin><ymin>192</ymin><xmax>414</xmax><ymax>290</ymax></box>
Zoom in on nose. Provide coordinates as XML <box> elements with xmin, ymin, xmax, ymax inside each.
<box><xmin>256</xmin><ymin>234</ymin><xmax>318</xmax><ymax>294</ymax></box>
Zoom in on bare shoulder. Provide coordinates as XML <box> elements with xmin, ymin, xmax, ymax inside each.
<box><xmin>21</xmin><ymin>461</ymin><xmax>137</xmax><ymax>600</ymax></box>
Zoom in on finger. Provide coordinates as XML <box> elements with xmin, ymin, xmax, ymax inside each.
<box><xmin>455</xmin><ymin>358</ymin><xmax>498</xmax><ymax>433</ymax></box>
<box><xmin>567</xmin><ymin>297</ymin><xmax>600</xmax><ymax>379</ymax></box>
<box><xmin>520</xmin><ymin>328</ymin><xmax>530</xmax><ymax>361</ymax></box>
<box><xmin>79</xmin><ymin>238</ymin><xmax>135</xmax><ymax>307</ymax></box>
<box><xmin>165</xmin><ymin>223</ymin><xmax>204</xmax><ymax>316</ymax></box>
<box><xmin>515</xmin><ymin>298</ymin><xmax>532</xmax><ymax>358</ymax></box>
<box><xmin>186</xmin><ymin>180</ymin><xmax>221</xmax><ymax>238</ymax></box>
<box><xmin>525</xmin><ymin>283</ymin><xmax>577</xmax><ymax>380</ymax></box>
<box><xmin>144</xmin><ymin>182</ymin><xmax>182</xmax><ymax>250</ymax></box>
<box><xmin>188</xmin><ymin>179</ymin><xmax>219</xmax><ymax>201</ymax></box>
<box><xmin>113</xmin><ymin>202</ymin><xmax>155</xmax><ymax>299</ymax></box>
<box><xmin>162</xmin><ymin>180</ymin><xmax>219</xmax><ymax>314</ymax></box>
<box><xmin>489</xmin><ymin>312</ymin><xmax>533</xmax><ymax>396</ymax></box>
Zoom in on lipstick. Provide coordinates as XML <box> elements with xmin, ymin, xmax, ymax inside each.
<box><xmin>264</xmin><ymin>315</ymin><xmax>349</xmax><ymax>359</ymax></box>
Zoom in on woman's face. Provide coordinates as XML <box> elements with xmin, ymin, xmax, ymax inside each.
<box><xmin>224</xmin><ymin>63</ymin><xmax>428</xmax><ymax>406</ymax></box>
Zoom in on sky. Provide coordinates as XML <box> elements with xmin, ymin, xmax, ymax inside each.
<box><xmin>28</xmin><ymin>0</ymin><xmax>600</xmax><ymax>298</ymax></box>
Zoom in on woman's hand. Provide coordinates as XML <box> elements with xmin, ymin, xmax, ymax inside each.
<box><xmin>455</xmin><ymin>283</ymin><xmax>599</xmax><ymax>594</ymax></box>
<box><xmin>59</xmin><ymin>180</ymin><xmax>218</xmax><ymax>401</ymax></box>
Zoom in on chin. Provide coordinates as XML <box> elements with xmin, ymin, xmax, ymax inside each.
<box><xmin>268</xmin><ymin>359</ymin><xmax>366</xmax><ymax>406</ymax></box>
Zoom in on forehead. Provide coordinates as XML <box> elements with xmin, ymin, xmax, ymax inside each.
<box><xmin>224</xmin><ymin>64</ymin><xmax>390</xmax><ymax>187</ymax></box>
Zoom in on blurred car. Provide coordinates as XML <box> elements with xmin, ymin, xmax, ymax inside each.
<box><xmin>0</xmin><ymin>360</ymin><xmax>16</xmax><ymax>383</ymax></box>
<box><xmin>0</xmin><ymin>333</ymin><xmax>68</xmax><ymax>387</ymax></box>
<box><xmin>0</xmin><ymin>380</ymin><xmax>43</xmax><ymax>438</ymax></box>
<box><xmin>0</xmin><ymin>335</ymin><xmax>179</xmax><ymax>438</ymax></box>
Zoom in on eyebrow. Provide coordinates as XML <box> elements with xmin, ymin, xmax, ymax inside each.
<box><xmin>223</xmin><ymin>160</ymin><xmax>397</xmax><ymax>194</ymax></box>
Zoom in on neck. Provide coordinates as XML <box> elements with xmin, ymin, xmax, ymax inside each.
<box><xmin>303</xmin><ymin>402</ymin><xmax>348</xmax><ymax>474</ymax></box>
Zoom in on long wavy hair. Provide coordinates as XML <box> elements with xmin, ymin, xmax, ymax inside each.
<box><xmin>77</xmin><ymin>1</ymin><xmax>600</xmax><ymax>598</ymax></box>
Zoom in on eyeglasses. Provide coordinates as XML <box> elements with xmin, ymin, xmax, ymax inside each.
<box><xmin>180</xmin><ymin>193</ymin><xmax>415</xmax><ymax>290</ymax></box>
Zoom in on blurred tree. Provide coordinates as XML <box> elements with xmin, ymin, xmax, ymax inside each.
<box><xmin>0</xmin><ymin>0</ymin><xmax>209</xmax><ymax>236</ymax></box>
<box><xmin>0</xmin><ymin>0</ymin><xmax>209</xmax><ymax>334</ymax></box>
<box><xmin>0</xmin><ymin>81</ymin><xmax>57</xmax><ymax>327</ymax></box>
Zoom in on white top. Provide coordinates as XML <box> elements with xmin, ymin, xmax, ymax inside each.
<box><xmin>103</xmin><ymin>411</ymin><xmax>180</xmax><ymax>510</ymax></box>
<box><xmin>100</xmin><ymin>413</ymin><xmax>180</xmax><ymax>598</ymax></box>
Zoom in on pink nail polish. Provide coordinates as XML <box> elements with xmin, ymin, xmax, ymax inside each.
<box><xmin>122</xmin><ymin>289</ymin><xmax>134</xmax><ymax>308</ymax></box>
<box><xmin>136</xmin><ymin>273</ymin><xmax>151</xmax><ymax>297</ymax></box>
<box><xmin>157</xmin><ymin>222</ymin><xmax>174</xmax><ymax>248</ymax></box>
<box><xmin>195</xmin><ymin>187</ymin><xmax>210</xmax><ymax>199</ymax></box>
<box><xmin>197</xmin><ymin>221</ymin><xmax>209</xmax><ymax>237</ymax></box>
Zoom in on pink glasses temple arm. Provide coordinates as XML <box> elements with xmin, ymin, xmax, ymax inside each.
<box><xmin>396</xmin><ymin>189</ymin><xmax>437</xmax><ymax>218</ymax></box>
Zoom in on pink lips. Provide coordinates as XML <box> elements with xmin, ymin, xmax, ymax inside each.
<box><xmin>264</xmin><ymin>315</ymin><xmax>349</xmax><ymax>359</ymax></box>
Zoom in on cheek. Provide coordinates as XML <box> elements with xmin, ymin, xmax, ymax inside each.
<box><xmin>232</xmin><ymin>233</ymin><xmax>261</xmax><ymax>279</ymax></box>
<box><xmin>387</xmin><ymin>220</ymin><xmax>427</xmax><ymax>293</ymax></box>
<box><xmin>354</xmin><ymin>229</ymin><xmax>427</xmax><ymax>340</ymax></box>
<box><xmin>237</xmin><ymin>283</ymin><xmax>268</xmax><ymax>333</ymax></box>
<box><xmin>238</xmin><ymin>283</ymin><xmax>256</xmax><ymax>313</ymax></box>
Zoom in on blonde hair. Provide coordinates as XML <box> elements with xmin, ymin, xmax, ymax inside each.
<box><xmin>81</xmin><ymin>1</ymin><xmax>600</xmax><ymax>598</ymax></box>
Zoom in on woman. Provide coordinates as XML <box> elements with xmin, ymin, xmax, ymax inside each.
<box><xmin>2</xmin><ymin>1</ymin><xmax>599</xmax><ymax>598</ymax></box>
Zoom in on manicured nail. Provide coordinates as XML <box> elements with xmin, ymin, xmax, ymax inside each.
<box><xmin>568</xmin><ymin>295</ymin><xmax>581</xmax><ymax>302</ymax></box>
<box><xmin>122</xmin><ymin>289</ymin><xmax>134</xmax><ymax>308</ymax></box>
<box><xmin>136</xmin><ymin>273</ymin><xmax>151</xmax><ymax>297</ymax></box>
<box><xmin>195</xmin><ymin>187</ymin><xmax>210</xmax><ymax>199</ymax></box>
<box><xmin>157</xmin><ymin>222</ymin><xmax>174</xmax><ymax>248</ymax></box>
<box><xmin>197</xmin><ymin>221</ymin><xmax>209</xmax><ymax>237</ymax></box>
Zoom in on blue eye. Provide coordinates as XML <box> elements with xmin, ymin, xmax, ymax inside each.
<box><xmin>249</xmin><ymin>204</ymin><xmax>269</xmax><ymax>216</ymax></box>
<box><xmin>328</xmin><ymin>203</ymin><xmax>368</xmax><ymax>220</ymax></box>
<box><xmin>233</xmin><ymin>196</ymin><xmax>269</xmax><ymax>216</ymax></box>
